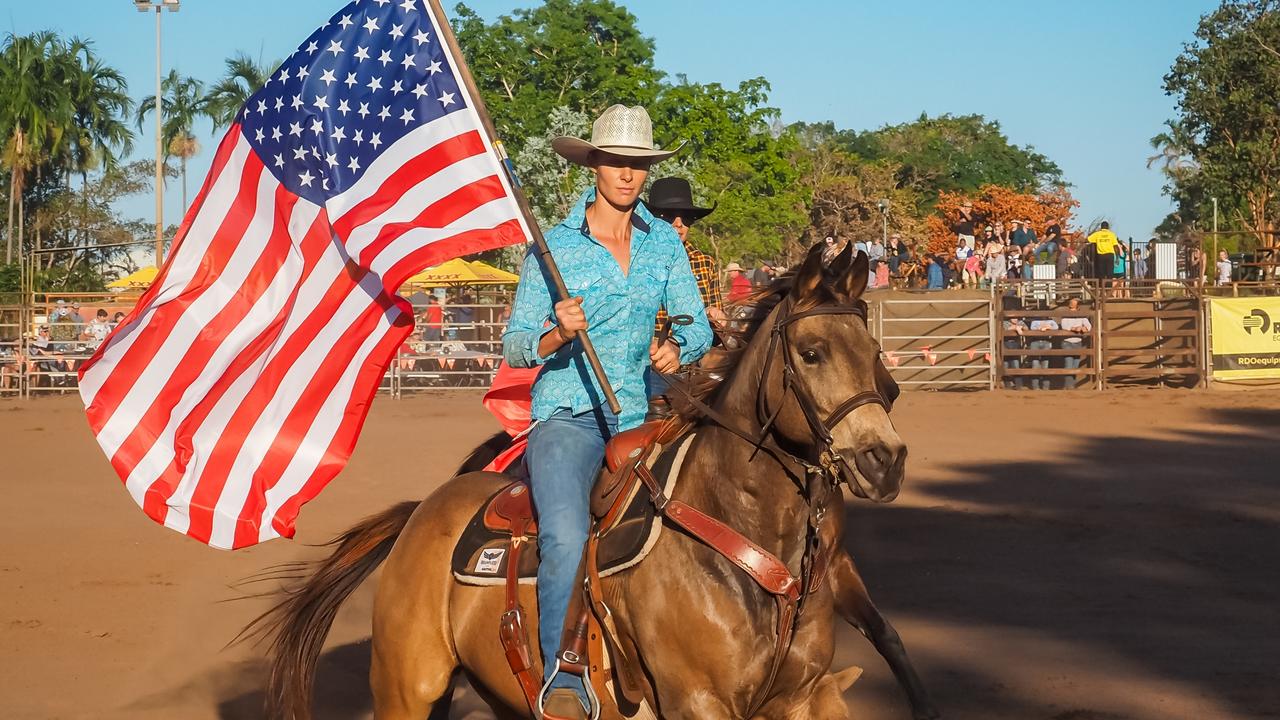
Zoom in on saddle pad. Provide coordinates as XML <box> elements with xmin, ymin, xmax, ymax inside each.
<box><xmin>452</xmin><ymin>433</ymin><xmax>695</xmax><ymax>586</ymax></box>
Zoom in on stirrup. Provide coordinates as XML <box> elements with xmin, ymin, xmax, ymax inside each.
<box><xmin>537</xmin><ymin>659</ymin><xmax>601</xmax><ymax>720</ymax></box>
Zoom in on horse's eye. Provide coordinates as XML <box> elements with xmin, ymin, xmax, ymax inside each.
<box><xmin>800</xmin><ymin>349</ymin><xmax>821</xmax><ymax>365</ymax></box>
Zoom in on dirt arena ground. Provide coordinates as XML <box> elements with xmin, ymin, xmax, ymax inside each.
<box><xmin>3</xmin><ymin>389</ymin><xmax>1278</xmax><ymax>720</ymax></box>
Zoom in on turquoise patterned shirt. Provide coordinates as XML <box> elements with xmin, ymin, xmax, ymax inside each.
<box><xmin>502</xmin><ymin>187</ymin><xmax>713</xmax><ymax>430</ymax></box>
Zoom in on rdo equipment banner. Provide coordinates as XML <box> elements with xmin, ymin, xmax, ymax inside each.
<box><xmin>1210</xmin><ymin>297</ymin><xmax>1280</xmax><ymax>379</ymax></box>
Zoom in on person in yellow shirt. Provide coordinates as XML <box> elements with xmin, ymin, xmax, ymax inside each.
<box><xmin>1087</xmin><ymin>221</ymin><xmax>1120</xmax><ymax>279</ymax></box>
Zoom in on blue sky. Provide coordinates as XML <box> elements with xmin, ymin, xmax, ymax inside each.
<box><xmin>3</xmin><ymin>0</ymin><xmax>1214</xmax><ymax>240</ymax></box>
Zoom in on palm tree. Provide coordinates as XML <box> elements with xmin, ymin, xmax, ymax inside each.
<box><xmin>1147</xmin><ymin>121</ymin><xmax>1198</xmax><ymax>182</ymax></box>
<box><xmin>58</xmin><ymin>38</ymin><xmax>135</xmax><ymax>250</ymax></box>
<box><xmin>204</xmin><ymin>52</ymin><xmax>278</xmax><ymax>129</ymax></box>
<box><xmin>138</xmin><ymin>70</ymin><xmax>207</xmax><ymax>212</ymax></box>
<box><xmin>0</xmin><ymin>32</ymin><xmax>75</xmax><ymax>265</ymax></box>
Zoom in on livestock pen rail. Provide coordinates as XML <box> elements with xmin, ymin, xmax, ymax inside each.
<box><xmin>2</xmin><ymin>280</ymin><xmax>1277</xmax><ymax>397</ymax></box>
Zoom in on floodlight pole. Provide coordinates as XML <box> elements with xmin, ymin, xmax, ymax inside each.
<box><xmin>137</xmin><ymin>0</ymin><xmax>179</xmax><ymax>266</ymax></box>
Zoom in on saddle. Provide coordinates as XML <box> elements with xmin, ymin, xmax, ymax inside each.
<box><xmin>449</xmin><ymin>417</ymin><xmax>691</xmax><ymax>717</ymax></box>
<box><xmin>450</xmin><ymin>420</ymin><xmax>681</xmax><ymax>585</ymax></box>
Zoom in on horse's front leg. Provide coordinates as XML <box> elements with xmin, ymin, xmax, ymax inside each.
<box><xmin>782</xmin><ymin>670</ymin><xmax>857</xmax><ymax>720</ymax></box>
<box><xmin>829</xmin><ymin>549</ymin><xmax>940</xmax><ymax>720</ymax></box>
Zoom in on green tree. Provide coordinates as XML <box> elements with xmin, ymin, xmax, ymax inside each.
<box><xmin>1162</xmin><ymin>0</ymin><xmax>1280</xmax><ymax>249</ymax></box>
<box><xmin>649</xmin><ymin>77</ymin><xmax>805</xmax><ymax>264</ymax></box>
<box><xmin>205</xmin><ymin>52</ymin><xmax>278</xmax><ymax>129</ymax></box>
<box><xmin>845</xmin><ymin>113</ymin><xmax>1063</xmax><ymax>209</ymax></box>
<box><xmin>0</xmin><ymin>31</ymin><xmax>75</xmax><ymax>264</ymax></box>
<box><xmin>137</xmin><ymin>70</ymin><xmax>208</xmax><ymax>212</ymax></box>
<box><xmin>452</xmin><ymin>0</ymin><xmax>664</xmax><ymax>149</ymax></box>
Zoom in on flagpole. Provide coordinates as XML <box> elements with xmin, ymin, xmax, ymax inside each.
<box><xmin>428</xmin><ymin>0</ymin><xmax>621</xmax><ymax>416</ymax></box>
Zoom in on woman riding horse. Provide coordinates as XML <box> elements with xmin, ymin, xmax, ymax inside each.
<box><xmin>501</xmin><ymin>104</ymin><xmax>712</xmax><ymax>719</ymax></box>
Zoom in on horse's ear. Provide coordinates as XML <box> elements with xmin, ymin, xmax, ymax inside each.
<box><xmin>838</xmin><ymin>250</ymin><xmax>870</xmax><ymax>301</ymax></box>
<box><xmin>791</xmin><ymin>241</ymin><xmax>829</xmax><ymax>302</ymax></box>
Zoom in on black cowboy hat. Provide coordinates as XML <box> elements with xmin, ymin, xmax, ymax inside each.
<box><xmin>646</xmin><ymin>177</ymin><xmax>715</xmax><ymax>221</ymax></box>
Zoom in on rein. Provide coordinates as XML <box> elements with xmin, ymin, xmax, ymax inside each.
<box><xmin>653</xmin><ymin>295</ymin><xmax>890</xmax><ymax>716</ymax></box>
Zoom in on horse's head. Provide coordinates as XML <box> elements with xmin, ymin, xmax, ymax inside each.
<box><xmin>755</xmin><ymin>242</ymin><xmax>906</xmax><ymax>502</ymax></box>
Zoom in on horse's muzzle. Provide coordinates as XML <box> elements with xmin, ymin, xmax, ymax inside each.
<box><xmin>848</xmin><ymin>438</ymin><xmax>906</xmax><ymax>503</ymax></box>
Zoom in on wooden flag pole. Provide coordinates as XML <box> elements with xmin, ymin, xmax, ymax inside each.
<box><xmin>428</xmin><ymin>0</ymin><xmax>622</xmax><ymax>416</ymax></box>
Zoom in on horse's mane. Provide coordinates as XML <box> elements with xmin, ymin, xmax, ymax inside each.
<box><xmin>668</xmin><ymin>272</ymin><xmax>798</xmax><ymax>418</ymax></box>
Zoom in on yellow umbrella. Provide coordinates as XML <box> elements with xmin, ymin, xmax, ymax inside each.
<box><xmin>107</xmin><ymin>266</ymin><xmax>159</xmax><ymax>289</ymax></box>
<box><xmin>404</xmin><ymin>258</ymin><xmax>519</xmax><ymax>287</ymax></box>
<box><xmin>466</xmin><ymin>260</ymin><xmax>520</xmax><ymax>284</ymax></box>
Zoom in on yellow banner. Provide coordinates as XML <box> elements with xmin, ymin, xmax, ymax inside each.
<box><xmin>1210</xmin><ymin>297</ymin><xmax>1280</xmax><ymax>379</ymax></box>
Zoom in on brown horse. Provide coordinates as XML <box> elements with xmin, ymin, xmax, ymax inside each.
<box><xmin>251</xmin><ymin>244</ymin><xmax>918</xmax><ymax>719</ymax></box>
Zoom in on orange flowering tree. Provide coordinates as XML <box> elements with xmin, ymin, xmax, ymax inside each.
<box><xmin>925</xmin><ymin>185</ymin><xmax>1080</xmax><ymax>254</ymax></box>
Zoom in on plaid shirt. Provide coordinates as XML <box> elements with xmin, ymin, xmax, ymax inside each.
<box><xmin>656</xmin><ymin>239</ymin><xmax>722</xmax><ymax>333</ymax></box>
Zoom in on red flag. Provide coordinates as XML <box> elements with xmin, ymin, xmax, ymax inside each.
<box><xmin>78</xmin><ymin>0</ymin><xmax>531</xmax><ymax>549</ymax></box>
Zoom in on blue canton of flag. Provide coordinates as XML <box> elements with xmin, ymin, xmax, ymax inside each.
<box><xmin>240</xmin><ymin>0</ymin><xmax>466</xmax><ymax>206</ymax></box>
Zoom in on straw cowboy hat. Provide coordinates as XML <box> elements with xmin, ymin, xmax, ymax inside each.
<box><xmin>646</xmin><ymin>177</ymin><xmax>715</xmax><ymax>221</ymax></box>
<box><xmin>723</xmin><ymin>262</ymin><xmax>745</xmax><ymax>273</ymax></box>
<box><xmin>552</xmin><ymin>104</ymin><xmax>684</xmax><ymax>166</ymax></box>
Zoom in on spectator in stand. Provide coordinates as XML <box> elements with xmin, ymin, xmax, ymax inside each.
<box><xmin>1002</xmin><ymin>301</ymin><xmax>1027</xmax><ymax>390</ymax></box>
<box><xmin>1021</xmin><ymin>219</ymin><xmax>1038</xmax><ymax>249</ymax></box>
<box><xmin>1021</xmin><ymin>246</ymin><xmax>1035</xmax><ymax>280</ymax></box>
<box><xmin>83</xmin><ymin>309</ymin><xmax>112</xmax><ymax>348</ymax></box>
<box><xmin>925</xmin><ymin>254</ymin><xmax>945</xmax><ymax>290</ymax></box>
<box><xmin>890</xmin><ymin>233</ymin><xmax>909</xmax><ymax>275</ymax></box>
<box><xmin>868</xmin><ymin>238</ymin><xmax>886</xmax><ymax>286</ymax></box>
<box><xmin>1216</xmin><ymin>250</ymin><xmax>1233</xmax><ymax>285</ymax></box>
<box><xmin>1009</xmin><ymin>219</ymin><xmax>1030</xmax><ymax>249</ymax></box>
<box><xmin>854</xmin><ymin>238</ymin><xmax>869</xmax><ymax>259</ymax></box>
<box><xmin>954</xmin><ymin>201</ymin><xmax>976</xmax><ymax>251</ymax></box>
<box><xmin>454</xmin><ymin>291</ymin><xmax>476</xmax><ymax>342</ymax></box>
<box><xmin>725</xmin><ymin>262</ymin><xmax>753</xmax><ymax>302</ymax></box>
<box><xmin>981</xmin><ymin>225</ymin><xmax>999</xmax><ymax>252</ymax></box>
<box><xmin>1133</xmin><ymin>245</ymin><xmax>1149</xmax><ymax>282</ymax></box>
<box><xmin>984</xmin><ymin>238</ymin><xmax>1007</xmax><ymax>289</ymax></box>
<box><xmin>112</xmin><ymin>311</ymin><xmax>126</xmax><ymax>326</ymax></box>
<box><xmin>963</xmin><ymin>248</ymin><xmax>982</xmax><ymax>289</ymax></box>
<box><xmin>1027</xmin><ymin>316</ymin><xmax>1059</xmax><ymax>390</ymax></box>
<box><xmin>1144</xmin><ymin>240</ymin><xmax>1157</xmax><ymax>279</ymax></box>
<box><xmin>1059</xmin><ymin>297</ymin><xmax>1092</xmax><ymax>388</ymax></box>
<box><xmin>1188</xmin><ymin>245</ymin><xmax>1206</xmax><ymax>284</ymax></box>
<box><xmin>1034</xmin><ymin>226</ymin><xmax>1061</xmax><ymax>267</ymax></box>
<box><xmin>874</xmin><ymin>255</ymin><xmax>890</xmax><ymax>288</ymax></box>
<box><xmin>422</xmin><ymin>295</ymin><xmax>444</xmax><ymax>345</ymax></box>
<box><xmin>751</xmin><ymin>262</ymin><xmax>773</xmax><ymax>287</ymax></box>
<box><xmin>1006</xmin><ymin>244</ymin><xmax>1023</xmax><ymax>280</ymax></box>
<box><xmin>50</xmin><ymin>300</ymin><xmax>72</xmax><ymax>323</ymax></box>
<box><xmin>1087</xmin><ymin>221</ymin><xmax>1121</xmax><ymax>282</ymax></box>
<box><xmin>954</xmin><ymin>237</ymin><xmax>972</xmax><ymax>286</ymax></box>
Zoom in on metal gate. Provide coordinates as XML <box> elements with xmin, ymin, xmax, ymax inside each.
<box><xmin>872</xmin><ymin>296</ymin><xmax>994</xmax><ymax>390</ymax></box>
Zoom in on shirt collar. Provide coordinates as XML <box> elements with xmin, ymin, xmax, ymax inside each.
<box><xmin>562</xmin><ymin>186</ymin><xmax>652</xmax><ymax>238</ymax></box>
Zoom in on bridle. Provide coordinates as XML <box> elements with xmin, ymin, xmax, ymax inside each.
<box><xmin>754</xmin><ymin>295</ymin><xmax>891</xmax><ymax>497</ymax></box>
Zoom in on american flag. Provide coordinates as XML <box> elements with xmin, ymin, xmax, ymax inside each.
<box><xmin>79</xmin><ymin>0</ymin><xmax>531</xmax><ymax>550</ymax></box>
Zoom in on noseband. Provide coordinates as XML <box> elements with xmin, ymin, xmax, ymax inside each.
<box><xmin>755</xmin><ymin>296</ymin><xmax>890</xmax><ymax>487</ymax></box>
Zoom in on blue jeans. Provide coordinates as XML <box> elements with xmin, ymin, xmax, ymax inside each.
<box><xmin>1063</xmin><ymin>341</ymin><xmax>1084</xmax><ymax>388</ymax></box>
<box><xmin>525</xmin><ymin>406</ymin><xmax>618</xmax><ymax>706</ymax></box>
<box><xmin>1029</xmin><ymin>340</ymin><xmax>1053</xmax><ymax>390</ymax></box>
<box><xmin>1003</xmin><ymin>340</ymin><xmax>1024</xmax><ymax>389</ymax></box>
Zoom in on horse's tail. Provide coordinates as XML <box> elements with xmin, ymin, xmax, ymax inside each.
<box><xmin>238</xmin><ymin>501</ymin><xmax>419</xmax><ymax>720</ymax></box>
<box><xmin>454</xmin><ymin>430</ymin><xmax>513</xmax><ymax>475</ymax></box>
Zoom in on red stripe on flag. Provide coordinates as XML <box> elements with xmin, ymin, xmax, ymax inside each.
<box><xmin>136</xmin><ymin>208</ymin><xmax>335</xmax><ymax>526</ymax></box>
<box><xmin>331</xmin><ymin>130</ymin><xmax>487</xmax><ymax>239</ymax></box>
<box><xmin>78</xmin><ymin>129</ymin><xmax>245</xmax><ymax>381</ymax></box>
<box><xmin>354</xmin><ymin>174</ymin><xmax>508</xmax><ymax>268</ymax></box>
<box><xmin>86</xmin><ymin>155</ymin><xmax>268</xmax><ymax>434</ymax></box>
<box><xmin>106</xmin><ymin>186</ymin><xmax>301</xmax><ymax>485</ymax></box>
